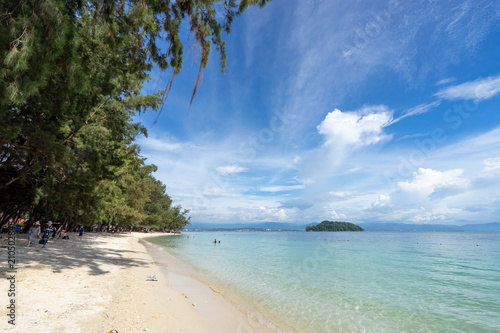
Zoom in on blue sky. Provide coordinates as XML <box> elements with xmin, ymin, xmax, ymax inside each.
<box><xmin>136</xmin><ymin>0</ymin><xmax>500</xmax><ymax>225</ymax></box>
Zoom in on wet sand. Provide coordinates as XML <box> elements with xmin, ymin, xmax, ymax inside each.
<box><xmin>0</xmin><ymin>232</ymin><xmax>275</xmax><ymax>332</ymax></box>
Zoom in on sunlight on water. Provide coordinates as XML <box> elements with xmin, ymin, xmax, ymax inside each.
<box><xmin>148</xmin><ymin>231</ymin><xmax>500</xmax><ymax>332</ymax></box>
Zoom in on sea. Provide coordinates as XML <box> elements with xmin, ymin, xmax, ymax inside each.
<box><xmin>146</xmin><ymin>231</ymin><xmax>500</xmax><ymax>333</ymax></box>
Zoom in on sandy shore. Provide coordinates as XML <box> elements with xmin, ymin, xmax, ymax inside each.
<box><xmin>0</xmin><ymin>232</ymin><xmax>276</xmax><ymax>332</ymax></box>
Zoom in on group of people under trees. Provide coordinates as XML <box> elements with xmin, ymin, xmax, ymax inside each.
<box><xmin>21</xmin><ymin>221</ymin><xmax>174</xmax><ymax>249</ymax></box>
<box><xmin>26</xmin><ymin>221</ymin><xmax>85</xmax><ymax>248</ymax></box>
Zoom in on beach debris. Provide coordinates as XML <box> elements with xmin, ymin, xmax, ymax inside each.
<box><xmin>192</xmin><ymin>303</ymin><xmax>196</xmax><ymax>307</ymax></box>
<box><xmin>146</xmin><ymin>275</ymin><xmax>157</xmax><ymax>281</ymax></box>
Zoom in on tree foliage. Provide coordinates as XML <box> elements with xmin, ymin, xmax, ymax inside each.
<box><xmin>0</xmin><ymin>0</ymin><xmax>270</xmax><ymax>231</ymax></box>
<box><xmin>306</xmin><ymin>221</ymin><xmax>365</xmax><ymax>232</ymax></box>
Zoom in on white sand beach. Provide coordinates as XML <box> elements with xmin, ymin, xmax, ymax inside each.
<box><xmin>0</xmin><ymin>232</ymin><xmax>275</xmax><ymax>333</ymax></box>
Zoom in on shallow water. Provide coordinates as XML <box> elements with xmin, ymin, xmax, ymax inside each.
<box><xmin>147</xmin><ymin>231</ymin><xmax>500</xmax><ymax>332</ymax></box>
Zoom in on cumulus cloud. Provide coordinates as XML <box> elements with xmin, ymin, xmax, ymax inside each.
<box><xmin>323</xmin><ymin>206</ymin><xmax>347</xmax><ymax>221</ymax></box>
<box><xmin>397</xmin><ymin>168</ymin><xmax>469</xmax><ymax>196</ymax></box>
<box><xmin>371</xmin><ymin>194</ymin><xmax>390</xmax><ymax>208</ymax></box>
<box><xmin>317</xmin><ymin>106</ymin><xmax>393</xmax><ymax>149</ymax></box>
<box><xmin>255</xmin><ymin>206</ymin><xmax>289</xmax><ymax>221</ymax></box>
<box><xmin>399</xmin><ymin>207</ymin><xmax>454</xmax><ymax>223</ymax></box>
<box><xmin>216</xmin><ymin>165</ymin><xmax>248</xmax><ymax>175</ymax></box>
<box><xmin>296</xmin><ymin>106</ymin><xmax>393</xmax><ymax>203</ymax></box>
<box><xmin>435</xmin><ymin>74</ymin><xmax>500</xmax><ymax>101</ymax></box>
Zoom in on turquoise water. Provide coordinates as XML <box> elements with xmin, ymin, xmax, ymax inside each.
<box><xmin>147</xmin><ymin>231</ymin><xmax>500</xmax><ymax>332</ymax></box>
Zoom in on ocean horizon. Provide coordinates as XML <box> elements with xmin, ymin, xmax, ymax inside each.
<box><xmin>147</xmin><ymin>231</ymin><xmax>500</xmax><ymax>332</ymax></box>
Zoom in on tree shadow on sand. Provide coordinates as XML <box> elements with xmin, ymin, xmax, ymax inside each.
<box><xmin>0</xmin><ymin>233</ymin><xmax>150</xmax><ymax>278</ymax></box>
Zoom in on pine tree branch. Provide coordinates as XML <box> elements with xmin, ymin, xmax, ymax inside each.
<box><xmin>61</xmin><ymin>96</ymin><xmax>112</xmax><ymax>145</ymax></box>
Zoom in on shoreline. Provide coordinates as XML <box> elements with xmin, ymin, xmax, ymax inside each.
<box><xmin>0</xmin><ymin>232</ymin><xmax>276</xmax><ymax>332</ymax></box>
<box><xmin>141</xmin><ymin>236</ymin><xmax>283</xmax><ymax>333</ymax></box>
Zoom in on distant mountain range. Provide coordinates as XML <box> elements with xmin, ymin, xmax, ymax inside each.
<box><xmin>186</xmin><ymin>222</ymin><xmax>303</xmax><ymax>231</ymax></box>
<box><xmin>358</xmin><ymin>222</ymin><xmax>500</xmax><ymax>232</ymax></box>
<box><xmin>185</xmin><ymin>222</ymin><xmax>500</xmax><ymax>232</ymax></box>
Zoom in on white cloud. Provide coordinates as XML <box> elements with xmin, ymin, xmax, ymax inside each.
<box><xmin>436</xmin><ymin>78</ymin><xmax>456</xmax><ymax>86</ymax></box>
<box><xmin>399</xmin><ymin>207</ymin><xmax>458</xmax><ymax>223</ymax></box>
<box><xmin>137</xmin><ymin>136</ymin><xmax>187</xmax><ymax>152</ymax></box>
<box><xmin>259</xmin><ymin>184</ymin><xmax>305</xmax><ymax>192</ymax></box>
<box><xmin>481</xmin><ymin>157</ymin><xmax>500</xmax><ymax>175</ymax></box>
<box><xmin>295</xmin><ymin>107</ymin><xmax>393</xmax><ymax>204</ymax></box>
<box><xmin>372</xmin><ymin>194</ymin><xmax>390</xmax><ymax>208</ymax></box>
<box><xmin>327</xmin><ymin>191</ymin><xmax>356</xmax><ymax>200</ymax></box>
<box><xmin>390</xmin><ymin>101</ymin><xmax>441</xmax><ymax>124</ymax></box>
<box><xmin>259</xmin><ymin>207</ymin><xmax>288</xmax><ymax>221</ymax></box>
<box><xmin>317</xmin><ymin>106</ymin><xmax>393</xmax><ymax>148</ymax></box>
<box><xmin>144</xmin><ymin>124</ymin><xmax>500</xmax><ymax>225</ymax></box>
<box><xmin>322</xmin><ymin>205</ymin><xmax>347</xmax><ymax>221</ymax></box>
<box><xmin>279</xmin><ymin>198</ymin><xmax>314</xmax><ymax>210</ymax></box>
<box><xmin>216</xmin><ymin>165</ymin><xmax>248</xmax><ymax>175</ymax></box>
<box><xmin>397</xmin><ymin>168</ymin><xmax>469</xmax><ymax>195</ymax></box>
<box><xmin>435</xmin><ymin>74</ymin><xmax>500</xmax><ymax>101</ymax></box>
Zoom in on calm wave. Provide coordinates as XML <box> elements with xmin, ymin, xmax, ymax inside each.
<box><xmin>148</xmin><ymin>231</ymin><xmax>500</xmax><ymax>332</ymax></box>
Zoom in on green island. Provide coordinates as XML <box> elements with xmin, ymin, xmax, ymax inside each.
<box><xmin>306</xmin><ymin>221</ymin><xmax>364</xmax><ymax>232</ymax></box>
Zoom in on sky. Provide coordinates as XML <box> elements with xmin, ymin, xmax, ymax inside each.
<box><xmin>135</xmin><ymin>0</ymin><xmax>500</xmax><ymax>225</ymax></box>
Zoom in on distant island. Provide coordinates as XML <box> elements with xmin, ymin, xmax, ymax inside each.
<box><xmin>185</xmin><ymin>221</ymin><xmax>500</xmax><ymax>232</ymax></box>
<box><xmin>306</xmin><ymin>221</ymin><xmax>364</xmax><ymax>232</ymax></box>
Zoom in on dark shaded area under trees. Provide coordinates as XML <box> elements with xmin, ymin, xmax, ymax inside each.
<box><xmin>0</xmin><ymin>0</ymin><xmax>271</xmax><ymax>232</ymax></box>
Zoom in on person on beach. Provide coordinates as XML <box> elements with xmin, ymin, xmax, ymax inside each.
<box><xmin>27</xmin><ymin>222</ymin><xmax>41</xmax><ymax>247</ymax></box>
<box><xmin>79</xmin><ymin>226</ymin><xmax>85</xmax><ymax>239</ymax></box>
<box><xmin>61</xmin><ymin>230</ymin><xmax>69</xmax><ymax>239</ymax></box>
<box><xmin>40</xmin><ymin>221</ymin><xmax>54</xmax><ymax>248</ymax></box>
